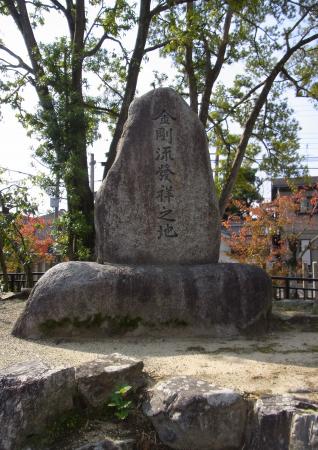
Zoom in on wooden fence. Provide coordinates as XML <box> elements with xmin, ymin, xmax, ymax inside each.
<box><xmin>272</xmin><ymin>276</ymin><xmax>318</xmax><ymax>300</ymax></box>
<box><xmin>0</xmin><ymin>272</ymin><xmax>45</xmax><ymax>292</ymax></box>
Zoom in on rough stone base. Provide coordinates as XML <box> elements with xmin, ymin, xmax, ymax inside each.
<box><xmin>0</xmin><ymin>360</ymin><xmax>75</xmax><ymax>450</ymax></box>
<box><xmin>12</xmin><ymin>261</ymin><xmax>272</xmax><ymax>339</ymax></box>
<box><xmin>143</xmin><ymin>377</ymin><xmax>248</xmax><ymax>450</ymax></box>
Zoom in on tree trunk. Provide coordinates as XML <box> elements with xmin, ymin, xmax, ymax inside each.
<box><xmin>0</xmin><ymin>235</ymin><xmax>9</xmax><ymax>292</ymax></box>
<box><xmin>103</xmin><ymin>0</ymin><xmax>152</xmax><ymax>179</ymax></box>
<box><xmin>63</xmin><ymin>0</ymin><xmax>95</xmax><ymax>258</ymax></box>
<box><xmin>6</xmin><ymin>0</ymin><xmax>95</xmax><ymax>259</ymax></box>
<box><xmin>23</xmin><ymin>263</ymin><xmax>33</xmax><ymax>289</ymax></box>
<box><xmin>185</xmin><ymin>3</ymin><xmax>198</xmax><ymax>114</ymax></box>
<box><xmin>199</xmin><ymin>8</ymin><xmax>233</xmax><ymax>127</ymax></box>
<box><xmin>64</xmin><ymin>111</ymin><xmax>95</xmax><ymax>258</ymax></box>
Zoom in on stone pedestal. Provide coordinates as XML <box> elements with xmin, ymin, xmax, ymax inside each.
<box><xmin>13</xmin><ymin>261</ymin><xmax>271</xmax><ymax>339</ymax></box>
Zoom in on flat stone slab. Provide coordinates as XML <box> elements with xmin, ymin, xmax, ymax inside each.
<box><xmin>12</xmin><ymin>261</ymin><xmax>272</xmax><ymax>339</ymax></box>
<box><xmin>143</xmin><ymin>376</ymin><xmax>247</xmax><ymax>450</ymax></box>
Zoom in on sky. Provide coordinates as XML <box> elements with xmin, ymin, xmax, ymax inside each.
<box><xmin>1</xmin><ymin>6</ymin><xmax>318</xmax><ymax>214</ymax></box>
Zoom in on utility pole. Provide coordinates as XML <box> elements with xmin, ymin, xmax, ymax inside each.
<box><xmin>89</xmin><ymin>153</ymin><xmax>96</xmax><ymax>194</ymax></box>
<box><xmin>101</xmin><ymin>152</ymin><xmax>109</xmax><ymax>175</ymax></box>
<box><xmin>50</xmin><ymin>174</ymin><xmax>60</xmax><ymax>219</ymax></box>
<box><xmin>54</xmin><ymin>175</ymin><xmax>59</xmax><ymax>219</ymax></box>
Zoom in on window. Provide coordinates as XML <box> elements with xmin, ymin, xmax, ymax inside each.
<box><xmin>301</xmin><ymin>240</ymin><xmax>311</xmax><ymax>265</ymax></box>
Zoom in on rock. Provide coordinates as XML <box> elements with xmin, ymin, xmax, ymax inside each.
<box><xmin>0</xmin><ymin>360</ymin><xmax>75</xmax><ymax>450</ymax></box>
<box><xmin>248</xmin><ymin>395</ymin><xmax>297</xmax><ymax>450</ymax></box>
<box><xmin>248</xmin><ymin>395</ymin><xmax>318</xmax><ymax>450</ymax></box>
<box><xmin>95</xmin><ymin>87</ymin><xmax>220</xmax><ymax>265</ymax></box>
<box><xmin>12</xmin><ymin>260</ymin><xmax>272</xmax><ymax>338</ymax></box>
<box><xmin>75</xmin><ymin>353</ymin><xmax>144</xmax><ymax>408</ymax></box>
<box><xmin>75</xmin><ymin>438</ymin><xmax>135</xmax><ymax>450</ymax></box>
<box><xmin>290</xmin><ymin>412</ymin><xmax>318</xmax><ymax>449</ymax></box>
<box><xmin>143</xmin><ymin>376</ymin><xmax>247</xmax><ymax>450</ymax></box>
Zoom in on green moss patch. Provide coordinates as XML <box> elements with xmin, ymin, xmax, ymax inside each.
<box><xmin>40</xmin><ymin>314</ymin><xmax>142</xmax><ymax>336</ymax></box>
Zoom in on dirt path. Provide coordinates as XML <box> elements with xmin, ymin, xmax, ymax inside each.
<box><xmin>1</xmin><ymin>299</ymin><xmax>317</xmax><ymax>398</ymax></box>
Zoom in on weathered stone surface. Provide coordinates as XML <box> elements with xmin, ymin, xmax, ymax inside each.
<box><xmin>12</xmin><ymin>260</ymin><xmax>272</xmax><ymax>338</ymax></box>
<box><xmin>0</xmin><ymin>360</ymin><xmax>75</xmax><ymax>450</ymax></box>
<box><xmin>290</xmin><ymin>412</ymin><xmax>318</xmax><ymax>449</ymax></box>
<box><xmin>75</xmin><ymin>353</ymin><xmax>144</xmax><ymax>408</ymax></box>
<box><xmin>75</xmin><ymin>438</ymin><xmax>135</xmax><ymax>450</ymax></box>
<box><xmin>248</xmin><ymin>395</ymin><xmax>297</xmax><ymax>450</ymax></box>
<box><xmin>143</xmin><ymin>376</ymin><xmax>247</xmax><ymax>450</ymax></box>
<box><xmin>95</xmin><ymin>87</ymin><xmax>220</xmax><ymax>265</ymax></box>
<box><xmin>248</xmin><ymin>395</ymin><xmax>318</xmax><ymax>450</ymax></box>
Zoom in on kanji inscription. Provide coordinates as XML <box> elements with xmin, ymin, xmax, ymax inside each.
<box><xmin>154</xmin><ymin>111</ymin><xmax>178</xmax><ymax>239</ymax></box>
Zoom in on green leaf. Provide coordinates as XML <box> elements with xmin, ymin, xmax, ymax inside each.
<box><xmin>116</xmin><ymin>385</ymin><xmax>132</xmax><ymax>395</ymax></box>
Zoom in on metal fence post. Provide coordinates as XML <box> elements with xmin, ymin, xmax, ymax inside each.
<box><xmin>9</xmin><ymin>274</ymin><xmax>14</xmax><ymax>292</ymax></box>
<box><xmin>302</xmin><ymin>263</ymin><xmax>309</xmax><ymax>299</ymax></box>
<box><xmin>285</xmin><ymin>277</ymin><xmax>290</xmax><ymax>299</ymax></box>
<box><xmin>313</xmin><ymin>261</ymin><xmax>318</xmax><ymax>301</ymax></box>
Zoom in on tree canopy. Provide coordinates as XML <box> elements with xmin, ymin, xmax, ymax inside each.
<box><xmin>224</xmin><ymin>186</ymin><xmax>318</xmax><ymax>275</ymax></box>
<box><xmin>0</xmin><ymin>171</ymin><xmax>53</xmax><ymax>289</ymax></box>
<box><xmin>0</xmin><ymin>0</ymin><xmax>318</xmax><ymax>259</ymax></box>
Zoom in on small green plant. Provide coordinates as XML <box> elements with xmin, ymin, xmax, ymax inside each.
<box><xmin>107</xmin><ymin>385</ymin><xmax>133</xmax><ymax>420</ymax></box>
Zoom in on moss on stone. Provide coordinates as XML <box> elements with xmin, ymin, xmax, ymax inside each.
<box><xmin>162</xmin><ymin>319</ymin><xmax>188</xmax><ymax>327</ymax></box>
<box><xmin>40</xmin><ymin>317</ymin><xmax>72</xmax><ymax>332</ymax></box>
<box><xmin>39</xmin><ymin>314</ymin><xmax>142</xmax><ymax>335</ymax></box>
<box><xmin>254</xmin><ymin>344</ymin><xmax>278</xmax><ymax>354</ymax></box>
<box><xmin>106</xmin><ymin>315</ymin><xmax>142</xmax><ymax>333</ymax></box>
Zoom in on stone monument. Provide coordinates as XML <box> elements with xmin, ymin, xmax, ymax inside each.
<box><xmin>95</xmin><ymin>88</ymin><xmax>220</xmax><ymax>265</ymax></box>
<box><xmin>13</xmin><ymin>88</ymin><xmax>272</xmax><ymax>339</ymax></box>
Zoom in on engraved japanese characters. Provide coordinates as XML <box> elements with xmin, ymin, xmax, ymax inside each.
<box><xmin>154</xmin><ymin>111</ymin><xmax>178</xmax><ymax>240</ymax></box>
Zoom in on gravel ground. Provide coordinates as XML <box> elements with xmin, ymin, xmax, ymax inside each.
<box><xmin>1</xmin><ymin>299</ymin><xmax>318</xmax><ymax>397</ymax></box>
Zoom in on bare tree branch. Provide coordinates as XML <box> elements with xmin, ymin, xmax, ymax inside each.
<box><xmin>50</xmin><ymin>0</ymin><xmax>67</xmax><ymax>13</ymax></box>
<box><xmin>83</xmin><ymin>102</ymin><xmax>119</xmax><ymax>117</ymax></box>
<box><xmin>184</xmin><ymin>2</ymin><xmax>198</xmax><ymax>114</ymax></box>
<box><xmin>150</xmin><ymin>0</ymin><xmax>194</xmax><ymax>18</ymax></box>
<box><xmin>93</xmin><ymin>71</ymin><xmax>124</xmax><ymax>100</ymax></box>
<box><xmin>49</xmin><ymin>0</ymin><xmax>74</xmax><ymax>35</ymax></box>
<box><xmin>144</xmin><ymin>40</ymin><xmax>170</xmax><ymax>53</ymax></box>
<box><xmin>207</xmin><ymin>79</ymin><xmax>267</xmax><ymax>130</ymax></box>
<box><xmin>0</xmin><ymin>73</ymin><xmax>30</xmax><ymax>103</ymax></box>
<box><xmin>0</xmin><ymin>44</ymin><xmax>33</xmax><ymax>73</ymax></box>
<box><xmin>199</xmin><ymin>7</ymin><xmax>233</xmax><ymax>126</ymax></box>
<box><xmin>84</xmin><ymin>31</ymin><xmax>108</xmax><ymax>57</ymax></box>
<box><xmin>84</xmin><ymin>34</ymin><xmax>129</xmax><ymax>64</ymax></box>
<box><xmin>281</xmin><ymin>67</ymin><xmax>315</xmax><ymax>98</ymax></box>
<box><xmin>285</xmin><ymin>7</ymin><xmax>311</xmax><ymax>43</ymax></box>
<box><xmin>83</xmin><ymin>5</ymin><xmax>105</xmax><ymax>46</ymax></box>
